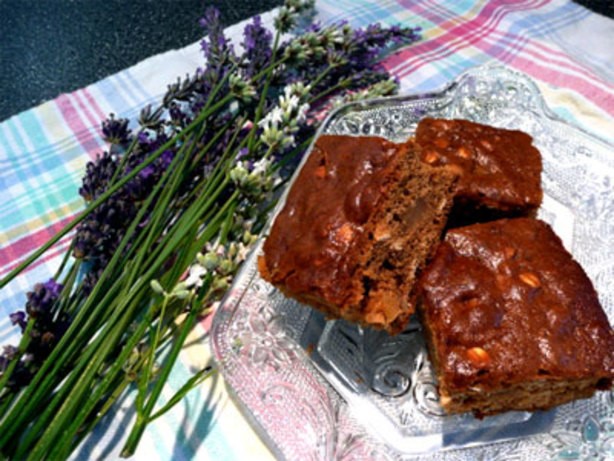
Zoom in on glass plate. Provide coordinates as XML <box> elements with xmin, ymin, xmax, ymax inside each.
<box><xmin>210</xmin><ymin>64</ymin><xmax>614</xmax><ymax>460</ymax></box>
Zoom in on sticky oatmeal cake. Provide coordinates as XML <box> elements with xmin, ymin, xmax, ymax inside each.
<box><xmin>418</xmin><ymin>217</ymin><xmax>614</xmax><ymax>417</ymax></box>
<box><xmin>258</xmin><ymin>134</ymin><xmax>458</xmax><ymax>334</ymax></box>
<box><xmin>415</xmin><ymin>118</ymin><xmax>543</xmax><ymax>223</ymax></box>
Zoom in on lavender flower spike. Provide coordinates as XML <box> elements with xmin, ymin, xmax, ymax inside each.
<box><xmin>199</xmin><ymin>7</ymin><xmax>236</xmax><ymax>68</ymax></box>
<box><xmin>242</xmin><ymin>15</ymin><xmax>272</xmax><ymax>79</ymax></box>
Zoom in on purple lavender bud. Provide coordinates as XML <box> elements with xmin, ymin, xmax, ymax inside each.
<box><xmin>79</xmin><ymin>151</ymin><xmax>118</xmax><ymax>202</ymax></box>
<box><xmin>160</xmin><ymin>150</ymin><xmax>174</xmax><ymax>169</ymax></box>
<box><xmin>200</xmin><ymin>40</ymin><xmax>210</xmax><ymax>56</ymax></box>
<box><xmin>307</xmin><ymin>21</ymin><xmax>322</xmax><ymax>33</ymax></box>
<box><xmin>138</xmin><ymin>165</ymin><xmax>156</xmax><ymax>180</ymax></box>
<box><xmin>198</xmin><ymin>6</ymin><xmax>220</xmax><ymax>31</ymax></box>
<box><xmin>137</xmin><ymin>132</ymin><xmax>150</xmax><ymax>145</ymax></box>
<box><xmin>169</xmin><ymin>102</ymin><xmax>187</xmax><ymax>125</ymax></box>
<box><xmin>198</xmin><ymin>6</ymin><xmax>236</xmax><ymax>69</ymax></box>
<box><xmin>9</xmin><ymin>311</ymin><xmax>27</xmax><ymax>331</ymax></box>
<box><xmin>241</xmin><ymin>15</ymin><xmax>273</xmax><ymax>79</ymax></box>
<box><xmin>102</xmin><ymin>113</ymin><xmax>132</xmax><ymax>146</ymax></box>
<box><xmin>236</xmin><ymin>147</ymin><xmax>249</xmax><ymax>160</ymax></box>
<box><xmin>43</xmin><ymin>279</ymin><xmax>63</xmax><ymax>298</ymax></box>
<box><xmin>25</xmin><ymin>279</ymin><xmax>64</xmax><ymax>317</ymax></box>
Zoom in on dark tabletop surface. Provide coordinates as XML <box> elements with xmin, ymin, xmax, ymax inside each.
<box><xmin>0</xmin><ymin>0</ymin><xmax>283</xmax><ymax>123</ymax></box>
<box><xmin>0</xmin><ymin>0</ymin><xmax>610</xmax><ymax>123</ymax></box>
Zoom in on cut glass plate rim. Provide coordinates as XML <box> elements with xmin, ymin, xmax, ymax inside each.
<box><xmin>210</xmin><ymin>63</ymin><xmax>614</xmax><ymax>460</ymax></box>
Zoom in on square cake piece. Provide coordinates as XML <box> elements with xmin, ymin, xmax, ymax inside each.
<box><xmin>259</xmin><ymin>134</ymin><xmax>458</xmax><ymax>334</ymax></box>
<box><xmin>415</xmin><ymin>118</ymin><xmax>543</xmax><ymax>223</ymax></box>
<box><xmin>418</xmin><ymin>217</ymin><xmax>613</xmax><ymax>417</ymax></box>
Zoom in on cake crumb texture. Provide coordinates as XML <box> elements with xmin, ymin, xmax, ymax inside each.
<box><xmin>259</xmin><ymin>134</ymin><xmax>458</xmax><ymax>333</ymax></box>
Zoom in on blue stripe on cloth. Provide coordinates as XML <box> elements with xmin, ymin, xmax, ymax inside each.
<box><xmin>1</xmin><ymin>113</ymin><xmax>87</xmax><ymax>184</ymax></box>
<box><xmin>1</xmin><ymin>1</ymin><xmax>613</xmax><ymax>460</ymax></box>
<box><xmin>95</xmin><ymin>75</ymin><xmax>135</xmax><ymax>117</ymax></box>
<box><xmin>124</xmin><ymin>68</ymin><xmax>156</xmax><ymax>103</ymax></box>
<box><xmin>18</xmin><ymin>110</ymin><xmax>50</xmax><ymax>151</ymax></box>
<box><xmin>113</xmin><ymin>72</ymin><xmax>149</xmax><ymax>109</ymax></box>
<box><xmin>0</xmin><ymin>124</ymin><xmax>13</xmax><ymax>166</ymax></box>
<box><xmin>514</xmin><ymin>0</ymin><xmax>591</xmax><ymax>38</ymax></box>
<box><xmin>5</xmin><ymin>118</ymin><xmax>27</xmax><ymax>157</ymax></box>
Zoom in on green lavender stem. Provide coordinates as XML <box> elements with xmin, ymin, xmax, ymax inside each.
<box><xmin>0</xmin><ymin>9</ymin><xmax>415</xmax><ymax>458</ymax></box>
<box><xmin>120</xmin><ymin>304</ymin><xmax>201</xmax><ymax>457</ymax></box>
<box><xmin>0</xmin><ymin>144</ymin><xmax>187</xmax><ymax>450</ymax></box>
<box><xmin>0</xmin><ymin>91</ymin><xmax>234</xmax><ymax>292</ymax></box>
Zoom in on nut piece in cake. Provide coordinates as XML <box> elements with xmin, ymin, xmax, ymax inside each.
<box><xmin>415</xmin><ymin>118</ymin><xmax>543</xmax><ymax>222</ymax></box>
<box><xmin>259</xmin><ymin>134</ymin><xmax>458</xmax><ymax>334</ymax></box>
<box><xmin>418</xmin><ymin>217</ymin><xmax>614</xmax><ymax>417</ymax></box>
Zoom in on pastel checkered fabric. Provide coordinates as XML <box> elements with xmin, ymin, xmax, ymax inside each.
<box><xmin>1</xmin><ymin>1</ymin><xmax>612</xmax><ymax>459</ymax></box>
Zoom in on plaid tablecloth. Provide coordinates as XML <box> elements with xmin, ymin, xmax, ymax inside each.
<box><xmin>1</xmin><ymin>1</ymin><xmax>613</xmax><ymax>459</ymax></box>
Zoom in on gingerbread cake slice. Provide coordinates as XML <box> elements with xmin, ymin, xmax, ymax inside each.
<box><xmin>258</xmin><ymin>134</ymin><xmax>458</xmax><ymax>334</ymax></box>
<box><xmin>415</xmin><ymin>118</ymin><xmax>543</xmax><ymax>223</ymax></box>
<box><xmin>418</xmin><ymin>218</ymin><xmax>614</xmax><ymax>417</ymax></box>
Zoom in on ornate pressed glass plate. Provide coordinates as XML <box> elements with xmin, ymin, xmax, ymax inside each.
<box><xmin>211</xmin><ymin>65</ymin><xmax>614</xmax><ymax>460</ymax></box>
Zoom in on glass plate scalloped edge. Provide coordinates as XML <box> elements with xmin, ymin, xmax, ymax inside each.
<box><xmin>211</xmin><ymin>64</ymin><xmax>614</xmax><ymax>461</ymax></box>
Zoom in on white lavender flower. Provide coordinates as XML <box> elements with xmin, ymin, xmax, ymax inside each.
<box><xmin>229</xmin><ymin>73</ymin><xmax>256</xmax><ymax>102</ymax></box>
<box><xmin>229</xmin><ymin>161</ymin><xmax>249</xmax><ymax>185</ymax></box>
<box><xmin>279</xmin><ymin>92</ymin><xmax>299</xmax><ymax>112</ymax></box>
<box><xmin>279</xmin><ymin>87</ymin><xmax>310</xmax><ymax>123</ymax></box>
<box><xmin>231</xmin><ymin>157</ymin><xmax>280</xmax><ymax>197</ymax></box>
<box><xmin>333</xmin><ymin>78</ymin><xmax>399</xmax><ymax>108</ymax></box>
<box><xmin>259</xmin><ymin>106</ymin><xmax>284</xmax><ymax>127</ymax></box>
<box><xmin>274</xmin><ymin>0</ymin><xmax>315</xmax><ymax>33</ymax></box>
<box><xmin>327</xmin><ymin>49</ymin><xmax>348</xmax><ymax>67</ymax></box>
<box><xmin>197</xmin><ymin>251</ymin><xmax>219</xmax><ymax>271</ymax></box>
<box><xmin>285</xmin><ymin>81</ymin><xmax>311</xmax><ymax>99</ymax></box>
<box><xmin>258</xmin><ymin>83</ymin><xmax>310</xmax><ymax>149</ymax></box>
<box><xmin>324</xmin><ymin>25</ymin><xmax>346</xmax><ymax>45</ymax></box>
<box><xmin>282</xmin><ymin>39</ymin><xmax>306</xmax><ymax>62</ymax></box>
<box><xmin>183</xmin><ymin>264</ymin><xmax>208</xmax><ymax>289</ymax></box>
<box><xmin>260</xmin><ymin>125</ymin><xmax>294</xmax><ymax>149</ymax></box>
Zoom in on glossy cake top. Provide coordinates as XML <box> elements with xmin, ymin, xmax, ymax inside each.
<box><xmin>419</xmin><ymin>218</ymin><xmax>614</xmax><ymax>392</ymax></box>
<box><xmin>261</xmin><ymin>134</ymin><xmax>405</xmax><ymax>306</ymax></box>
<box><xmin>416</xmin><ymin>118</ymin><xmax>542</xmax><ymax>212</ymax></box>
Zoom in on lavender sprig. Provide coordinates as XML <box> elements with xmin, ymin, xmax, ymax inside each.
<box><xmin>241</xmin><ymin>15</ymin><xmax>273</xmax><ymax>80</ymax></box>
<box><xmin>0</xmin><ymin>2</ymin><xmax>421</xmax><ymax>458</ymax></box>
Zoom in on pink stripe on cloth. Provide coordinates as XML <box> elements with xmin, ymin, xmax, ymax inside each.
<box><xmin>0</xmin><ymin>218</ymin><xmax>74</xmax><ymax>276</ymax></box>
<box><xmin>506</xmin><ymin>49</ymin><xmax>614</xmax><ymax>113</ymax></box>
<box><xmin>387</xmin><ymin>0</ymin><xmax>547</xmax><ymax>75</ymax></box>
<box><xmin>519</xmin><ymin>38</ymin><xmax>613</xmax><ymax>92</ymax></box>
<box><xmin>71</xmin><ymin>91</ymin><xmax>106</xmax><ymax>139</ymax></box>
<box><xmin>482</xmin><ymin>35</ymin><xmax>614</xmax><ymax>112</ymax></box>
<box><xmin>81</xmin><ymin>88</ymin><xmax>109</xmax><ymax>123</ymax></box>
<box><xmin>56</xmin><ymin>94</ymin><xmax>104</xmax><ymax>159</ymax></box>
<box><xmin>382</xmin><ymin>0</ymin><xmax>614</xmax><ymax>113</ymax></box>
<box><xmin>457</xmin><ymin>26</ymin><xmax>614</xmax><ymax>112</ymax></box>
